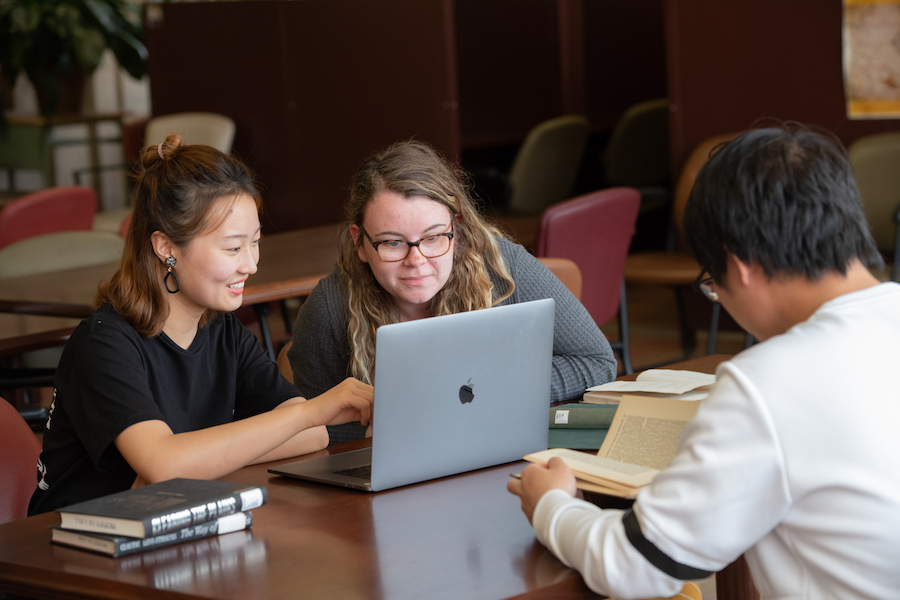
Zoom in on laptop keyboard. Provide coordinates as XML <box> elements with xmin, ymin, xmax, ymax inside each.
<box><xmin>335</xmin><ymin>464</ymin><xmax>371</xmax><ymax>480</ymax></box>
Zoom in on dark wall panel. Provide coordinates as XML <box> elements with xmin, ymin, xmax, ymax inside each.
<box><xmin>666</xmin><ymin>0</ymin><xmax>900</xmax><ymax>176</ymax></box>
<box><xmin>145</xmin><ymin>0</ymin><xmax>458</xmax><ymax>233</ymax></box>
<box><xmin>455</xmin><ymin>0</ymin><xmax>563</xmax><ymax>148</ymax></box>
<box><xmin>583</xmin><ymin>0</ymin><xmax>667</xmax><ymax>131</ymax></box>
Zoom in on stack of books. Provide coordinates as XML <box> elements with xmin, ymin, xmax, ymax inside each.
<box><xmin>529</xmin><ymin>388</ymin><xmax>706</xmax><ymax>499</ymax></box>
<box><xmin>50</xmin><ymin>478</ymin><xmax>266</xmax><ymax>557</ymax></box>
<box><xmin>549</xmin><ymin>369</ymin><xmax>715</xmax><ymax>451</ymax></box>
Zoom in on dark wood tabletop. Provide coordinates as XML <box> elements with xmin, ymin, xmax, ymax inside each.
<box><xmin>0</xmin><ymin>439</ymin><xmax>598</xmax><ymax>600</ymax></box>
<box><xmin>0</xmin><ymin>224</ymin><xmax>341</xmax><ymax>356</ymax></box>
<box><xmin>0</xmin><ymin>356</ymin><xmax>736</xmax><ymax>600</ymax></box>
<box><xmin>0</xmin><ymin>223</ymin><xmax>340</xmax><ymax>310</ymax></box>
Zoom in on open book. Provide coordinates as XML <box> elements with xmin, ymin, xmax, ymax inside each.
<box><xmin>582</xmin><ymin>369</ymin><xmax>714</xmax><ymax>405</ymax></box>
<box><xmin>524</xmin><ymin>393</ymin><xmax>701</xmax><ymax>498</ymax></box>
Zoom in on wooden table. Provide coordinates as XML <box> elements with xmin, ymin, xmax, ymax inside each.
<box><xmin>0</xmin><ymin>438</ymin><xmax>598</xmax><ymax>600</ymax></box>
<box><xmin>0</xmin><ymin>224</ymin><xmax>341</xmax><ymax>359</ymax></box>
<box><xmin>0</xmin><ymin>356</ymin><xmax>744</xmax><ymax>600</ymax></box>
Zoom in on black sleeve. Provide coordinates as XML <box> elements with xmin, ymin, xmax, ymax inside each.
<box><xmin>61</xmin><ymin>318</ymin><xmax>167</xmax><ymax>471</ymax></box>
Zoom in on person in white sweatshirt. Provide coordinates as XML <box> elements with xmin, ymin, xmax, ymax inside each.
<box><xmin>508</xmin><ymin>125</ymin><xmax>900</xmax><ymax>600</ymax></box>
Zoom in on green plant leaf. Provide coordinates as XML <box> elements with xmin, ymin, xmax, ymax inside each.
<box><xmin>72</xmin><ymin>27</ymin><xmax>106</xmax><ymax>68</ymax></box>
<box><xmin>9</xmin><ymin>4</ymin><xmax>40</xmax><ymax>33</ymax></box>
<box><xmin>0</xmin><ymin>0</ymin><xmax>148</xmax><ymax>117</ymax></box>
<box><xmin>83</xmin><ymin>0</ymin><xmax>147</xmax><ymax>79</ymax></box>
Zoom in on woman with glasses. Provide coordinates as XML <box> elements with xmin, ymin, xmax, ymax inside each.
<box><xmin>288</xmin><ymin>141</ymin><xmax>617</xmax><ymax>444</ymax></box>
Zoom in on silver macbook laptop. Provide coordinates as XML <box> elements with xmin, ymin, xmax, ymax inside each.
<box><xmin>269</xmin><ymin>298</ymin><xmax>554</xmax><ymax>492</ymax></box>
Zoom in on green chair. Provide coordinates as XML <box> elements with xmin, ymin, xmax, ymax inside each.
<box><xmin>603</xmin><ymin>98</ymin><xmax>671</xmax><ymax>216</ymax></box>
<box><xmin>0</xmin><ymin>121</ymin><xmax>54</xmax><ymax>192</ymax></box>
<box><xmin>848</xmin><ymin>132</ymin><xmax>900</xmax><ymax>282</ymax></box>
<box><xmin>507</xmin><ymin>114</ymin><xmax>591</xmax><ymax>216</ymax></box>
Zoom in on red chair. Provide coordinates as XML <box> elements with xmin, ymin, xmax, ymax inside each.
<box><xmin>0</xmin><ymin>397</ymin><xmax>42</xmax><ymax>523</ymax></box>
<box><xmin>536</xmin><ymin>187</ymin><xmax>641</xmax><ymax>374</ymax></box>
<box><xmin>0</xmin><ymin>186</ymin><xmax>97</xmax><ymax>250</ymax></box>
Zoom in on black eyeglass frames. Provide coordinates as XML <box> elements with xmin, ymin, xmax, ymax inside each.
<box><xmin>362</xmin><ymin>229</ymin><xmax>454</xmax><ymax>262</ymax></box>
<box><xmin>692</xmin><ymin>269</ymin><xmax>719</xmax><ymax>303</ymax></box>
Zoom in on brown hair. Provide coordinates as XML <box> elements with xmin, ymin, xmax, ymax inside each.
<box><xmin>339</xmin><ymin>140</ymin><xmax>515</xmax><ymax>383</ymax></box>
<box><xmin>96</xmin><ymin>133</ymin><xmax>261</xmax><ymax>336</ymax></box>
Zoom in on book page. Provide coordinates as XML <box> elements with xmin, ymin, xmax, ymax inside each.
<box><xmin>575</xmin><ymin>478</ymin><xmax>641</xmax><ymax>499</ymax></box>
<box><xmin>583</xmin><ymin>388</ymin><xmax>710</xmax><ymax>405</ymax></box>
<box><xmin>636</xmin><ymin>369</ymin><xmax>716</xmax><ymax>385</ymax></box>
<box><xmin>585</xmin><ymin>369</ymin><xmax>714</xmax><ymax>395</ymax></box>
<box><xmin>597</xmin><ymin>394</ymin><xmax>701</xmax><ymax>471</ymax></box>
<box><xmin>524</xmin><ymin>448</ymin><xmax>659</xmax><ymax>489</ymax></box>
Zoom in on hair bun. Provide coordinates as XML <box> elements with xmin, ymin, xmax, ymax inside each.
<box><xmin>157</xmin><ymin>132</ymin><xmax>184</xmax><ymax>160</ymax></box>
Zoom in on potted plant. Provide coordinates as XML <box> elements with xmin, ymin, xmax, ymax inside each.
<box><xmin>0</xmin><ymin>0</ymin><xmax>147</xmax><ymax>119</ymax></box>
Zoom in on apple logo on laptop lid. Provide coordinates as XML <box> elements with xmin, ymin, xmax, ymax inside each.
<box><xmin>459</xmin><ymin>378</ymin><xmax>474</xmax><ymax>404</ymax></box>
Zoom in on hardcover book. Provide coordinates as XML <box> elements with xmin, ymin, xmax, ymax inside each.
<box><xmin>57</xmin><ymin>478</ymin><xmax>267</xmax><ymax>538</ymax></box>
<box><xmin>550</xmin><ymin>403</ymin><xmax>618</xmax><ymax>429</ymax></box>
<box><xmin>526</xmin><ymin>393</ymin><xmax>701</xmax><ymax>498</ymax></box>
<box><xmin>50</xmin><ymin>512</ymin><xmax>252</xmax><ymax>557</ymax></box>
<box><xmin>548</xmin><ymin>428</ymin><xmax>608</xmax><ymax>450</ymax></box>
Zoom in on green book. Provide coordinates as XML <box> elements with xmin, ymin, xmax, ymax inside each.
<box><xmin>548</xmin><ymin>428</ymin><xmax>608</xmax><ymax>450</ymax></box>
<box><xmin>550</xmin><ymin>403</ymin><xmax>618</xmax><ymax>429</ymax></box>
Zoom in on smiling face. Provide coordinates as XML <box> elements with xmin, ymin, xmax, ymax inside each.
<box><xmin>159</xmin><ymin>194</ymin><xmax>261</xmax><ymax>326</ymax></box>
<box><xmin>350</xmin><ymin>191</ymin><xmax>455</xmax><ymax>321</ymax></box>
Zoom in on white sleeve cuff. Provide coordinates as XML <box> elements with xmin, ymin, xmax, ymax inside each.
<box><xmin>533</xmin><ymin>489</ymin><xmax>602</xmax><ymax>567</ymax></box>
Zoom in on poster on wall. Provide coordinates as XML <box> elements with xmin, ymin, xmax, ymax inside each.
<box><xmin>844</xmin><ymin>0</ymin><xmax>900</xmax><ymax>118</ymax></box>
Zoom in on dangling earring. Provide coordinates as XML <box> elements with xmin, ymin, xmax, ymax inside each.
<box><xmin>164</xmin><ymin>256</ymin><xmax>180</xmax><ymax>294</ymax></box>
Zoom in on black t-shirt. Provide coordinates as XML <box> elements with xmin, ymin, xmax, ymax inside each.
<box><xmin>28</xmin><ymin>305</ymin><xmax>299</xmax><ymax>515</ymax></box>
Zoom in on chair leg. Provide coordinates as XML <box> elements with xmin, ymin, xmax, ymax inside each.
<box><xmin>616</xmin><ymin>282</ymin><xmax>633</xmax><ymax>375</ymax></box>
<box><xmin>674</xmin><ymin>288</ymin><xmax>696</xmax><ymax>360</ymax></box>
<box><xmin>253</xmin><ymin>303</ymin><xmax>277</xmax><ymax>362</ymax></box>
<box><xmin>279</xmin><ymin>300</ymin><xmax>293</xmax><ymax>336</ymax></box>
<box><xmin>706</xmin><ymin>302</ymin><xmax>721</xmax><ymax>355</ymax></box>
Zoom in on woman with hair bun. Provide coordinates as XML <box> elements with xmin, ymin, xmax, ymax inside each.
<box><xmin>29</xmin><ymin>134</ymin><xmax>373</xmax><ymax>515</ymax></box>
<box><xmin>289</xmin><ymin>140</ymin><xmax>616</xmax><ymax>444</ymax></box>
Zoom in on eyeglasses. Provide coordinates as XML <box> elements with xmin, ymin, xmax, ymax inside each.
<box><xmin>692</xmin><ymin>269</ymin><xmax>719</xmax><ymax>303</ymax></box>
<box><xmin>363</xmin><ymin>228</ymin><xmax>454</xmax><ymax>262</ymax></box>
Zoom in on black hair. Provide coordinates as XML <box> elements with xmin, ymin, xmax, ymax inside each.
<box><xmin>683</xmin><ymin>126</ymin><xmax>882</xmax><ymax>283</ymax></box>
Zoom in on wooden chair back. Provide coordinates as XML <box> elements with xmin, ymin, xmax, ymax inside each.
<box><xmin>277</xmin><ymin>341</ymin><xmax>294</xmax><ymax>383</ymax></box>
<box><xmin>536</xmin><ymin>257</ymin><xmax>582</xmax><ymax>300</ymax></box>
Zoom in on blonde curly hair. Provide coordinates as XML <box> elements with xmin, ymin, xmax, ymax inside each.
<box><xmin>339</xmin><ymin>141</ymin><xmax>515</xmax><ymax>383</ymax></box>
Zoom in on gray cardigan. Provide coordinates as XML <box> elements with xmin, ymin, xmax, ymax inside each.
<box><xmin>288</xmin><ymin>237</ymin><xmax>617</xmax><ymax>444</ymax></box>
